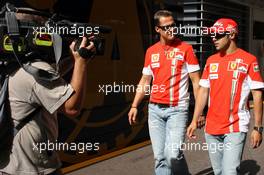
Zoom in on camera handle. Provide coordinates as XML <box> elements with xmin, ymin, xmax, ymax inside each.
<box><xmin>74</xmin><ymin>37</ymin><xmax>101</xmax><ymax>59</ymax></box>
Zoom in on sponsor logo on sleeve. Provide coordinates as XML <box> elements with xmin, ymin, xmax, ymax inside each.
<box><xmin>253</xmin><ymin>63</ymin><xmax>260</xmax><ymax>72</ymax></box>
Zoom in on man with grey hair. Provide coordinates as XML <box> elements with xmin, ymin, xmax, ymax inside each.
<box><xmin>0</xmin><ymin>9</ymin><xmax>95</xmax><ymax>175</ymax></box>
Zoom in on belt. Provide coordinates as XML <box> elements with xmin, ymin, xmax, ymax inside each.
<box><xmin>150</xmin><ymin>102</ymin><xmax>172</xmax><ymax>108</ymax></box>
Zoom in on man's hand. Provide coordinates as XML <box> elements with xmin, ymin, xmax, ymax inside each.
<box><xmin>128</xmin><ymin>107</ymin><xmax>138</xmax><ymax>125</ymax></box>
<box><xmin>187</xmin><ymin>121</ymin><xmax>198</xmax><ymax>139</ymax></box>
<box><xmin>197</xmin><ymin>115</ymin><xmax>206</xmax><ymax>129</ymax></box>
<box><xmin>251</xmin><ymin>130</ymin><xmax>262</xmax><ymax>148</ymax></box>
<box><xmin>187</xmin><ymin>86</ymin><xmax>209</xmax><ymax>138</ymax></box>
<box><xmin>70</xmin><ymin>37</ymin><xmax>95</xmax><ymax>62</ymax></box>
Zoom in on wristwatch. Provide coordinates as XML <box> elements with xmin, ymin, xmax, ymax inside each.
<box><xmin>253</xmin><ymin>126</ymin><xmax>263</xmax><ymax>134</ymax></box>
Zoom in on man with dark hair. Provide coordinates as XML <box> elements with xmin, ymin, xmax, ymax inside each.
<box><xmin>187</xmin><ymin>18</ymin><xmax>264</xmax><ymax>175</ymax></box>
<box><xmin>153</xmin><ymin>10</ymin><xmax>173</xmax><ymax>26</ymax></box>
<box><xmin>128</xmin><ymin>10</ymin><xmax>200</xmax><ymax>175</ymax></box>
<box><xmin>0</xmin><ymin>10</ymin><xmax>95</xmax><ymax>175</ymax></box>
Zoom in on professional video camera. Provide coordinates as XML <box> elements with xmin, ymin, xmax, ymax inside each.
<box><xmin>0</xmin><ymin>3</ymin><xmax>111</xmax><ymax>81</ymax></box>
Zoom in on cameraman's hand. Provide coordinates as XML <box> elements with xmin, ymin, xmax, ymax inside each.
<box><xmin>70</xmin><ymin>37</ymin><xmax>95</xmax><ymax>62</ymax></box>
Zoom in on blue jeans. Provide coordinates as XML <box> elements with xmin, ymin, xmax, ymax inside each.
<box><xmin>205</xmin><ymin>132</ymin><xmax>247</xmax><ymax>175</ymax></box>
<box><xmin>148</xmin><ymin>103</ymin><xmax>189</xmax><ymax>175</ymax></box>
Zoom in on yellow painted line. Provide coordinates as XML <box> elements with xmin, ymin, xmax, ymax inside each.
<box><xmin>62</xmin><ymin>140</ymin><xmax>151</xmax><ymax>174</ymax></box>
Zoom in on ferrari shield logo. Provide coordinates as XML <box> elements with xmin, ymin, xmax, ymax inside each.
<box><xmin>228</xmin><ymin>61</ymin><xmax>237</xmax><ymax>71</ymax></box>
<box><xmin>166</xmin><ymin>50</ymin><xmax>176</xmax><ymax>60</ymax></box>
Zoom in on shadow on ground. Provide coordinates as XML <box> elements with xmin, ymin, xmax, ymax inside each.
<box><xmin>194</xmin><ymin>167</ymin><xmax>214</xmax><ymax>175</ymax></box>
<box><xmin>239</xmin><ymin>160</ymin><xmax>261</xmax><ymax>175</ymax></box>
<box><xmin>194</xmin><ymin>160</ymin><xmax>261</xmax><ymax>175</ymax></box>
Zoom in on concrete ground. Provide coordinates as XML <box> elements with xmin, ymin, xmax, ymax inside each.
<box><xmin>66</xmin><ymin>113</ymin><xmax>264</xmax><ymax>175</ymax></box>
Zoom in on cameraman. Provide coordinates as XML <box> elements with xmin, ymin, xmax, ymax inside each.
<box><xmin>0</xmin><ymin>11</ymin><xmax>95</xmax><ymax>175</ymax></box>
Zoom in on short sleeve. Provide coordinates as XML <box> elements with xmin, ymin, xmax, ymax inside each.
<box><xmin>185</xmin><ymin>46</ymin><xmax>200</xmax><ymax>73</ymax></box>
<box><xmin>199</xmin><ymin>63</ymin><xmax>210</xmax><ymax>88</ymax></box>
<box><xmin>142</xmin><ymin>49</ymin><xmax>152</xmax><ymax>75</ymax></box>
<box><xmin>29</xmin><ymin>62</ymin><xmax>74</xmax><ymax>114</ymax></box>
<box><xmin>247</xmin><ymin>60</ymin><xmax>264</xmax><ymax>89</ymax></box>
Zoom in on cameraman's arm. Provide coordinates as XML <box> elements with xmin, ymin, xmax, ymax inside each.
<box><xmin>60</xmin><ymin>37</ymin><xmax>94</xmax><ymax>117</ymax></box>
